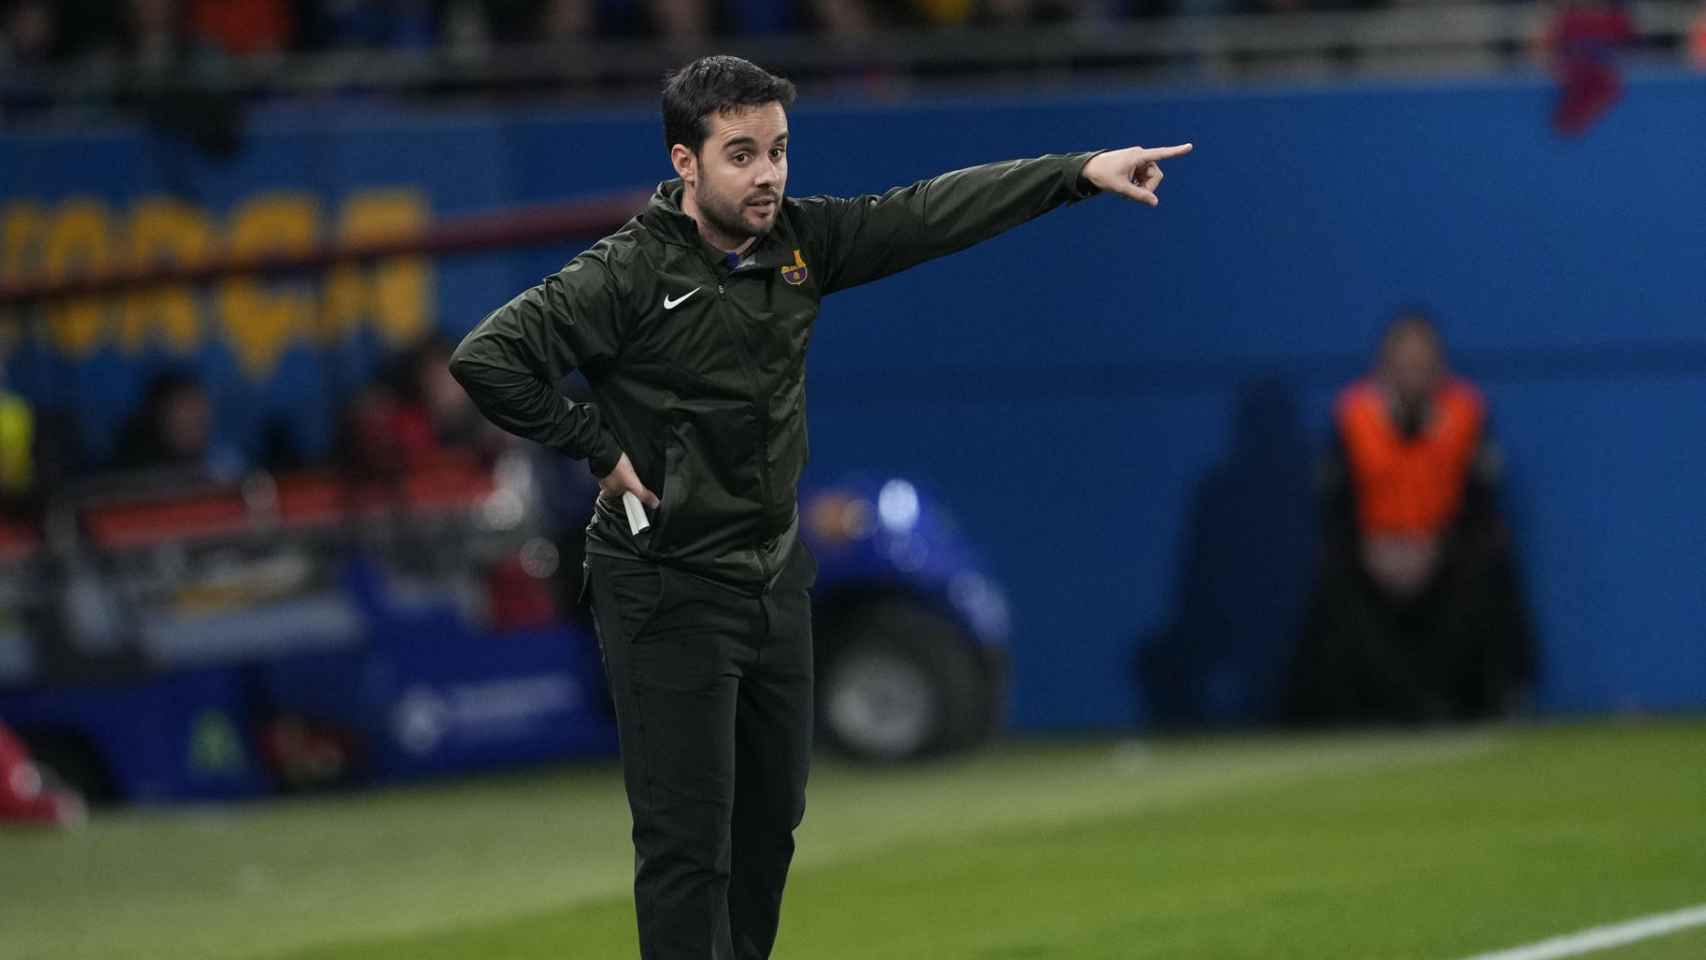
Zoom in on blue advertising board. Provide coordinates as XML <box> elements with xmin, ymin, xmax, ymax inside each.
<box><xmin>5</xmin><ymin>69</ymin><xmax>1705</xmax><ymax>730</ymax></box>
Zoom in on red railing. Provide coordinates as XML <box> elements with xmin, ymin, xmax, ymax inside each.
<box><xmin>0</xmin><ymin>191</ymin><xmax>647</xmax><ymax>307</ymax></box>
<box><xmin>77</xmin><ymin>453</ymin><xmax>500</xmax><ymax>552</ymax></box>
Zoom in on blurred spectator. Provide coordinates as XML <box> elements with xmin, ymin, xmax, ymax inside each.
<box><xmin>127</xmin><ymin>0</ymin><xmax>194</xmax><ymax>70</ymax></box>
<box><xmin>337</xmin><ymin>338</ymin><xmax>504</xmax><ymax>478</ymax></box>
<box><xmin>187</xmin><ymin>0</ymin><xmax>295</xmax><ymax>57</ymax></box>
<box><xmin>0</xmin><ymin>350</ymin><xmax>79</xmax><ymax>518</ymax></box>
<box><xmin>441</xmin><ymin>0</ymin><xmax>493</xmax><ymax>59</ymax></box>
<box><xmin>976</xmin><ymin>0</ymin><xmax>1094</xmax><ymax>25</ymax></box>
<box><xmin>336</xmin><ymin>380</ymin><xmax>423</xmax><ymax>480</ymax></box>
<box><xmin>1290</xmin><ymin>312</ymin><xmax>1533</xmax><ymax>725</ymax></box>
<box><xmin>534</xmin><ymin>0</ymin><xmax>598</xmax><ymax>41</ymax></box>
<box><xmin>809</xmin><ymin>0</ymin><xmax>879</xmax><ymax>41</ymax></box>
<box><xmin>1689</xmin><ymin>1</ymin><xmax>1706</xmax><ymax>69</ymax></box>
<box><xmin>911</xmin><ymin>0</ymin><xmax>1098</xmax><ymax>26</ymax></box>
<box><xmin>112</xmin><ymin>370</ymin><xmax>243</xmax><ymax>478</ymax></box>
<box><xmin>1166</xmin><ymin>0</ymin><xmax>1224</xmax><ymax>16</ymax></box>
<box><xmin>645</xmin><ymin>0</ymin><xmax>715</xmax><ymax>43</ymax></box>
<box><xmin>725</xmin><ymin>0</ymin><xmax>795</xmax><ymax>34</ymax></box>
<box><xmin>911</xmin><ymin>0</ymin><xmax>972</xmax><ymax>26</ymax></box>
<box><xmin>0</xmin><ymin>0</ymin><xmax>56</xmax><ymax>66</ymax></box>
<box><xmin>392</xmin><ymin>336</ymin><xmax>505</xmax><ymax>460</ymax></box>
<box><xmin>1538</xmin><ymin>0</ymin><xmax>1634</xmax><ymax>136</ymax></box>
<box><xmin>0</xmin><ymin>373</ymin><xmax>32</xmax><ymax>510</ymax></box>
<box><xmin>306</xmin><ymin>0</ymin><xmax>439</xmax><ymax>51</ymax></box>
<box><xmin>110</xmin><ymin>0</ymin><xmax>247</xmax><ymax>157</ymax></box>
<box><xmin>978</xmin><ymin>0</ymin><xmax>1036</xmax><ymax>23</ymax></box>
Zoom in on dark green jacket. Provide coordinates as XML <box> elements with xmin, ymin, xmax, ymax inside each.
<box><xmin>450</xmin><ymin>151</ymin><xmax>1099</xmax><ymax>590</ymax></box>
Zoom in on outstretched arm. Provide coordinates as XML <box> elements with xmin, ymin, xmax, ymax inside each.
<box><xmin>803</xmin><ymin>143</ymin><xmax>1193</xmax><ymax>295</ymax></box>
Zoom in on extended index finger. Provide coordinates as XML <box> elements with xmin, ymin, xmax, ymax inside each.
<box><xmin>1137</xmin><ymin>143</ymin><xmax>1194</xmax><ymax>162</ymax></box>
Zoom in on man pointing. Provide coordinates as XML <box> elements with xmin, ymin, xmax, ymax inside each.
<box><xmin>450</xmin><ymin>54</ymin><xmax>1191</xmax><ymax>960</ymax></box>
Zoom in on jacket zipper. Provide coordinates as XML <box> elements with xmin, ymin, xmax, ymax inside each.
<box><xmin>715</xmin><ymin>277</ymin><xmax>775</xmax><ymax>582</ymax></box>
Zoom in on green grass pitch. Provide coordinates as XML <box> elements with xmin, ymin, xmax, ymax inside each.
<box><xmin>4</xmin><ymin>720</ymin><xmax>1703</xmax><ymax>959</ymax></box>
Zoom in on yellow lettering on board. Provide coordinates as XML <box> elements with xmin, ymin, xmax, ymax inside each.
<box><xmin>41</xmin><ymin>198</ymin><xmax>112</xmax><ymax>357</ymax></box>
<box><xmin>321</xmin><ymin>190</ymin><xmax>431</xmax><ymax>347</ymax></box>
<box><xmin>121</xmin><ymin>200</ymin><xmax>214</xmax><ymax>354</ymax></box>
<box><xmin>1</xmin><ymin>202</ymin><xmax>42</xmax><ymax>285</ymax></box>
<box><xmin>318</xmin><ymin>260</ymin><xmax>367</xmax><ymax>345</ymax></box>
<box><xmin>0</xmin><ymin>203</ymin><xmax>44</xmax><ymax>350</ymax></box>
<box><xmin>216</xmin><ymin>193</ymin><xmax>319</xmax><ymax>377</ymax></box>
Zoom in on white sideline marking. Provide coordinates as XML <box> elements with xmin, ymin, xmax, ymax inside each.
<box><xmin>1456</xmin><ymin>904</ymin><xmax>1706</xmax><ymax>960</ymax></box>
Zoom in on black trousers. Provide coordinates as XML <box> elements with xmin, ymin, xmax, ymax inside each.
<box><xmin>1291</xmin><ymin>529</ymin><xmax>1533</xmax><ymax>724</ymax></box>
<box><xmin>584</xmin><ymin>541</ymin><xmax>817</xmax><ymax>960</ymax></box>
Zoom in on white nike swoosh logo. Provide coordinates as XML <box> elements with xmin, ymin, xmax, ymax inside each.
<box><xmin>663</xmin><ymin>288</ymin><xmax>700</xmax><ymax>310</ymax></box>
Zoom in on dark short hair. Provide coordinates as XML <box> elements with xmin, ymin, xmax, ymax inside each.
<box><xmin>661</xmin><ymin>56</ymin><xmax>796</xmax><ymax>155</ymax></box>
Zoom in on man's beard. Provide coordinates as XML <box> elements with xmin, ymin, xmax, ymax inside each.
<box><xmin>699</xmin><ymin>182</ymin><xmax>779</xmax><ymax>242</ymax></box>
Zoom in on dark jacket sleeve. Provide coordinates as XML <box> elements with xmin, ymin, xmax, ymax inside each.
<box><xmin>800</xmin><ymin>151</ymin><xmax>1100</xmax><ymax>295</ymax></box>
<box><xmin>448</xmin><ymin>257</ymin><xmax>625</xmax><ymax>477</ymax></box>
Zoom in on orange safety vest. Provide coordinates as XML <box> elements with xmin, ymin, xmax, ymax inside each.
<box><xmin>1335</xmin><ymin>378</ymin><xmax>1485</xmax><ymax>538</ymax></box>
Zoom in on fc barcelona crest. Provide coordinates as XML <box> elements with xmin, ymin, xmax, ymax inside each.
<box><xmin>780</xmin><ymin>249</ymin><xmax>808</xmax><ymax>286</ymax></box>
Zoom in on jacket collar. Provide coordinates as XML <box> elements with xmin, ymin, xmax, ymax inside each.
<box><xmin>641</xmin><ymin>179</ymin><xmax>795</xmax><ymax>270</ymax></box>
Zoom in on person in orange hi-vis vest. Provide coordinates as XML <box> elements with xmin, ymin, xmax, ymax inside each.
<box><xmin>1290</xmin><ymin>312</ymin><xmax>1534</xmax><ymax>725</ymax></box>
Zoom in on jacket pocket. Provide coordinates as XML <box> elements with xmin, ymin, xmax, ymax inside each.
<box><xmin>646</xmin><ymin>420</ymin><xmax>691</xmax><ymax>554</ymax></box>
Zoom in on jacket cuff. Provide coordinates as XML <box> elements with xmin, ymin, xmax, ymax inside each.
<box><xmin>586</xmin><ymin>432</ymin><xmax>622</xmax><ymax>478</ymax></box>
<box><xmin>1067</xmin><ymin>151</ymin><xmax>1104</xmax><ymax>200</ymax></box>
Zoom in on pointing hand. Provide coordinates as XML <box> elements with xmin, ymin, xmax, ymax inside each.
<box><xmin>1083</xmin><ymin>143</ymin><xmax>1194</xmax><ymax>207</ymax></box>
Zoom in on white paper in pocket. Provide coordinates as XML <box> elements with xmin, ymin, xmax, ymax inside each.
<box><xmin>622</xmin><ymin>491</ymin><xmax>651</xmax><ymax>536</ymax></box>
